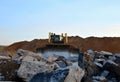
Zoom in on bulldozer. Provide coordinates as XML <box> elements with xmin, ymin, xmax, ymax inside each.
<box><xmin>36</xmin><ymin>32</ymin><xmax>80</xmax><ymax>60</ymax></box>
<box><xmin>48</xmin><ymin>32</ymin><xmax>68</xmax><ymax>44</ymax></box>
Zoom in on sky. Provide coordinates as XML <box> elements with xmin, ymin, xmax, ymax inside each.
<box><xmin>0</xmin><ymin>0</ymin><xmax>120</xmax><ymax>45</ymax></box>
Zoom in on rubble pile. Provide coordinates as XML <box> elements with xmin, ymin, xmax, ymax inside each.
<box><xmin>0</xmin><ymin>49</ymin><xmax>120</xmax><ymax>82</ymax></box>
<box><xmin>14</xmin><ymin>49</ymin><xmax>85</xmax><ymax>82</ymax></box>
<box><xmin>84</xmin><ymin>50</ymin><xmax>120</xmax><ymax>82</ymax></box>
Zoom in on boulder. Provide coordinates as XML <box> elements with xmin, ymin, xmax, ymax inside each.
<box><xmin>103</xmin><ymin>60</ymin><xmax>120</xmax><ymax>80</ymax></box>
<box><xmin>15</xmin><ymin>49</ymin><xmax>58</xmax><ymax>81</ymax></box>
<box><xmin>30</xmin><ymin>62</ymin><xmax>84</xmax><ymax>82</ymax></box>
<box><xmin>14</xmin><ymin>49</ymin><xmax>41</xmax><ymax>62</ymax></box>
<box><xmin>55</xmin><ymin>56</ymin><xmax>72</xmax><ymax>66</ymax></box>
<box><xmin>84</xmin><ymin>53</ymin><xmax>98</xmax><ymax>77</ymax></box>
<box><xmin>30</xmin><ymin>69</ymin><xmax>69</xmax><ymax>82</ymax></box>
<box><xmin>64</xmin><ymin>62</ymin><xmax>85</xmax><ymax>82</ymax></box>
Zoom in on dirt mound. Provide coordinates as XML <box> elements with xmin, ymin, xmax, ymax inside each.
<box><xmin>4</xmin><ymin>39</ymin><xmax>48</xmax><ymax>56</ymax></box>
<box><xmin>4</xmin><ymin>36</ymin><xmax>120</xmax><ymax>56</ymax></box>
<box><xmin>69</xmin><ymin>36</ymin><xmax>120</xmax><ymax>54</ymax></box>
<box><xmin>82</xmin><ymin>37</ymin><xmax>120</xmax><ymax>53</ymax></box>
<box><xmin>0</xmin><ymin>46</ymin><xmax>6</xmax><ymax>52</ymax></box>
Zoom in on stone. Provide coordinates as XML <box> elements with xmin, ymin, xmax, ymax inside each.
<box><xmin>30</xmin><ymin>69</ymin><xmax>69</xmax><ymax>82</ymax></box>
<box><xmin>100</xmin><ymin>70</ymin><xmax>109</xmax><ymax>77</ymax></box>
<box><xmin>78</xmin><ymin>53</ymin><xmax>84</xmax><ymax>68</ymax></box>
<box><xmin>87</xmin><ymin>49</ymin><xmax>94</xmax><ymax>55</ymax></box>
<box><xmin>55</xmin><ymin>61</ymin><xmax>67</xmax><ymax>68</ymax></box>
<box><xmin>14</xmin><ymin>49</ymin><xmax>41</xmax><ymax>62</ymax></box>
<box><xmin>17</xmin><ymin>56</ymin><xmax>57</xmax><ymax>81</ymax></box>
<box><xmin>0</xmin><ymin>73</ymin><xmax>4</xmax><ymax>81</ymax></box>
<box><xmin>0</xmin><ymin>56</ymin><xmax>11</xmax><ymax>60</ymax></box>
<box><xmin>48</xmin><ymin>56</ymin><xmax>57</xmax><ymax>62</ymax></box>
<box><xmin>56</xmin><ymin>56</ymin><xmax>72</xmax><ymax>66</ymax></box>
<box><xmin>92</xmin><ymin>76</ymin><xmax>106</xmax><ymax>81</ymax></box>
<box><xmin>0</xmin><ymin>59</ymin><xmax>19</xmax><ymax>81</ymax></box>
<box><xmin>30</xmin><ymin>62</ymin><xmax>85</xmax><ymax>82</ymax></box>
<box><xmin>114</xmin><ymin>55</ymin><xmax>120</xmax><ymax>66</ymax></box>
<box><xmin>64</xmin><ymin>62</ymin><xmax>85</xmax><ymax>82</ymax></box>
<box><xmin>103</xmin><ymin>60</ymin><xmax>120</xmax><ymax>80</ymax></box>
<box><xmin>14</xmin><ymin>49</ymin><xmax>58</xmax><ymax>81</ymax></box>
<box><xmin>100</xmin><ymin>51</ymin><xmax>112</xmax><ymax>56</ymax></box>
<box><xmin>100</xmin><ymin>51</ymin><xmax>113</xmax><ymax>59</ymax></box>
<box><xmin>94</xmin><ymin>59</ymin><xmax>105</xmax><ymax>68</ymax></box>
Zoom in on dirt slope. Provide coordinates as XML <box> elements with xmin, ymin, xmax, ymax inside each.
<box><xmin>0</xmin><ymin>46</ymin><xmax>6</xmax><ymax>52</ymax></box>
<box><xmin>4</xmin><ymin>36</ymin><xmax>120</xmax><ymax>56</ymax></box>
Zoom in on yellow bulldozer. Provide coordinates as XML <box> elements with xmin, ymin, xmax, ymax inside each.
<box><xmin>48</xmin><ymin>32</ymin><xmax>68</xmax><ymax>44</ymax></box>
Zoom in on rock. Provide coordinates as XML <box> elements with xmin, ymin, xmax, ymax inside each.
<box><xmin>94</xmin><ymin>62</ymin><xmax>103</xmax><ymax>68</ymax></box>
<box><xmin>0</xmin><ymin>73</ymin><xmax>4</xmax><ymax>81</ymax></box>
<box><xmin>64</xmin><ymin>62</ymin><xmax>85</xmax><ymax>82</ymax></box>
<box><xmin>0</xmin><ymin>52</ymin><xmax>11</xmax><ymax>60</ymax></box>
<box><xmin>100</xmin><ymin>51</ymin><xmax>112</xmax><ymax>55</ymax></box>
<box><xmin>56</xmin><ymin>56</ymin><xmax>72</xmax><ymax>66</ymax></box>
<box><xmin>15</xmin><ymin>49</ymin><xmax>58</xmax><ymax>81</ymax></box>
<box><xmin>30</xmin><ymin>62</ymin><xmax>84</xmax><ymax>82</ymax></box>
<box><xmin>78</xmin><ymin>53</ymin><xmax>84</xmax><ymax>68</ymax></box>
<box><xmin>68</xmin><ymin>56</ymin><xmax>78</xmax><ymax>62</ymax></box>
<box><xmin>103</xmin><ymin>60</ymin><xmax>120</xmax><ymax>81</ymax></box>
<box><xmin>100</xmin><ymin>51</ymin><xmax>113</xmax><ymax>59</ymax></box>
<box><xmin>84</xmin><ymin>53</ymin><xmax>98</xmax><ymax>76</ymax></box>
<box><xmin>0</xmin><ymin>59</ymin><xmax>19</xmax><ymax>81</ymax></box>
<box><xmin>17</xmin><ymin>56</ymin><xmax>57</xmax><ymax>81</ymax></box>
<box><xmin>94</xmin><ymin>59</ymin><xmax>105</xmax><ymax>68</ymax></box>
<box><xmin>92</xmin><ymin>76</ymin><xmax>107</xmax><ymax>82</ymax></box>
<box><xmin>109</xmin><ymin>55</ymin><xmax>116</xmax><ymax>61</ymax></box>
<box><xmin>115</xmin><ymin>54</ymin><xmax>120</xmax><ymax>58</ymax></box>
<box><xmin>84</xmin><ymin>50</ymin><xmax>120</xmax><ymax>82</ymax></box>
<box><xmin>108</xmin><ymin>77</ymin><xmax>118</xmax><ymax>82</ymax></box>
<box><xmin>87</xmin><ymin>49</ymin><xmax>94</xmax><ymax>55</ymax></box>
<box><xmin>48</xmin><ymin>55</ymin><xmax>73</xmax><ymax>68</ymax></box>
<box><xmin>94</xmin><ymin>51</ymin><xmax>104</xmax><ymax>59</ymax></box>
<box><xmin>94</xmin><ymin>51</ymin><xmax>113</xmax><ymax>60</ymax></box>
<box><xmin>114</xmin><ymin>54</ymin><xmax>120</xmax><ymax>65</ymax></box>
<box><xmin>14</xmin><ymin>49</ymin><xmax>41</xmax><ymax>62</ymax></box>
<box><xmin>83</xmin><ymin>54</ymin><xmax>98</xmax><ymax>82</ymax></box>
<box><xmin>55</xmin><ymin>61</ymin><xmax>67</xmax><ymax>68</ymax></box>
<box><xmin>0</xmin><ymin>56</ymin><xmax>11</xmax><ymax>60</ymax></box>
<box><xmin>30</xmin><ymin>69</ymin><xmax>69</xmax><ymax>82</ymax></box>
<box><xmin>100</xmin><ymin>70</ymin><xmax>109</xmax><ymax>77</ymax></box>
<box><xmin>48</xmin><ymin>56</ymin><xmax>57</xmax><ymax>62</ymax></box>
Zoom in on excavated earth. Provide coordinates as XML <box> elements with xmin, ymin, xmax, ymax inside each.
<box><xmin>3</xmin><ymin>36</ymin><xmax>120</xmax><ymax>56</ymax></box>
